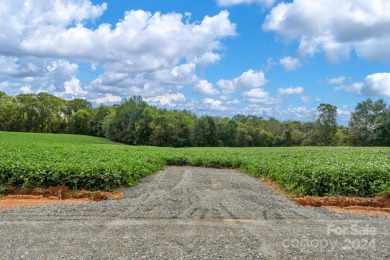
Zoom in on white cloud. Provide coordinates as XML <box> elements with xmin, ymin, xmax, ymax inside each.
<box><xmin>217</xmin><ymin>69</ymin><xmax>267</xmax><ymax>91</ymax></box>
<box><xmin>216</xmin><ymin>0</ymin><xmax>276</xmax><ymax>7</ymax></box>
<box><xmin>279</xmin><ymin>56</ymin><xmax>301</xmax><ymax>71</ymax></box>
<box><xmin>4</xmin><ymin>6</ymin><xmax>235</xmax><ymax>65</ymax></box>
<box><xmin>364</xmin><ymin>73</ymin><xmax>390</xmax><ymax>96</ymax></box>
<box><xmin>301</xmin><ymin>96</ymin><xmax>320</xmax><ymax>104</ymax></box>
<box><xmin>241</xmin><ymin>104</ymin><xmax>321</xmax><ymax>122</ymax></box>
<box><xmin>0</xmin><ymin>56</ymin><xmax>82</xmax><ymax>97</ymax></box>
<box><xmin>301</xmin><ymin>96</ymin><xmax>313</xmax><ymax>103</ymax></box>
<box><xmin>194</xmin><ymin>80</ymin><xmax>220</xmax><ymax>95</ymax></box>
<box><xmin>227</xmin><ymin>99</ymin><xmax>240</xmax><ymax>105</ymax></box>
<box><xmin>93</xmin><ymin>94</ymin><xmax>122</xmax><ymax>104</ymax></box>
<box><xmin>188</xmin><ymin>52</ymin><xmax>221</xmax><ymax>66</ymax></box>
<box><xmin>145</xmin><ymin>93</ymin><xmax>186</xmax><ymax>106</ymax></box>
<box><xmin>285</xmin><ymin>106</ymin><xmax>316</xmax><ymax>119</ymax></box>
<box><xmin>337</xmin><ymin>107</ymin><xmax>351</xmax><ymax>116</ymax></box>
<box><xmin>336</xmin><ymin>73</ymin><xmax>390</xmax><ymax>96</ymax></box>
<box><xmin>153</xmin><ymin>63</ymin><xmax>198</xmax><ymax>85</ymax></box>
<box><xmin>20</xmin><ymin>86</ymin><xmax>32</xmax><ymax>94</ymax></box>
<box><xmin>202</xmin><ymin>98</ymin><xmax>228</xmax><ymax>111</ymax></box>
<box><xmin>327</xmin><ymin>76</ymin><xmax>346</xmax><ymax>85</ymax></box>
<box><xmin>263</xmin><ymin>0</ymin><xmax>390</xmax><ymax>62</ymax></box>
<box><xmin>242</xmin><ymin>88</ymin><xmax>275</xmax><ymax>104</ymax></box>
<box><xmin>0</xmin><ymin>2</ymin><xmax>237</xmax><ymax>102</ymax></box>
<box><xmin>335</xmin><ymin>82</ymin><xmax>365</xmax><ymax>95</ymax></box>
<box><xmin>237</xmin><ymin>70</ymin><xmax>267</xmax><ymax>88</ymax></box>
<box><xmin>64</xmin><ymin>77</ymin><xmax>86</xmax><ymax>96</ymax></box>
<box><xmin>278</xmin><ymin>86</ymin><xmax>304</xmax><ymax>95</ymax></box>
<box><xmin>243</xmin><ymin>88</ymin><xmax>268</xmax><ymax>99</ymax></box>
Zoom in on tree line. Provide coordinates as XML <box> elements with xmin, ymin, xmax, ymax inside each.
<box><xmin>1</xmin><ymin>91</ymin><xmax>389</xmax><ymax>147</ymax></box>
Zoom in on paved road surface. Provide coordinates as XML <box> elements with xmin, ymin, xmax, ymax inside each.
<box><xmin>1</xmin><ymin>166</ymin><xmax>389</xmax><ymax>259</ymax></box>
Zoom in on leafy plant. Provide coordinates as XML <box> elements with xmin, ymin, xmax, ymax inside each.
<box><xmin>0</xmin><ymin>131</ymin><xmax>389</xmax><ymax>197</ymax></box>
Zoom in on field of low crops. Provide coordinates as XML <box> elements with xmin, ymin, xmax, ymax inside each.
<box><xmin>1</xmin><ymin>131</ymin><xmax>389</xmax><ymax>197</ymax></box>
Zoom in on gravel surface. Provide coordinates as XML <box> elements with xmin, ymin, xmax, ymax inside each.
<box><xmin>0</xmin><ymin>166</ymin><xmax>389</xmax><ymax>259</ymax></box>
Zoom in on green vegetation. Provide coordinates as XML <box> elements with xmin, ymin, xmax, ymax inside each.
<box><xmin>1</xmin><ymin>132</ymin><xmax>389</xmax><ymax>197</ymax></box>
<box><xmin>2</xmin><ymin>91</ymin><xmax>390</xmax><ymax>147</ymax></box>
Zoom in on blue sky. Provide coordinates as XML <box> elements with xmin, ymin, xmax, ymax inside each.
<box><xmin>1</xmin><ymin>0</ymin><xmax>390</xmax><ymax>125</ymax></box>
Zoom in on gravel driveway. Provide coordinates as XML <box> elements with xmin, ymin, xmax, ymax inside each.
<box><xmin>1</xmin><ymin>166</ymin><xmax>389</xmax><ymax>259</ymax></box>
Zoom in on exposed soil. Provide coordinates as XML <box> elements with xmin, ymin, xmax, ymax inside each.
<box><xmin>292</xmin><ymin>195</ymin><xmax>390</xmax><ymax>217</ymax></box>
<box><xmin>2</xmin><ymin>182</ymin><xmax>390</xmax><ymax>218</ymax></box>
<box><xmin>259</xmin><ymin>176</ymin><xmax>390</xmax><ymax>217</ymax></box>
<box><xmin>0</xmin><ymin>186</ymin><xmax>122</xmax><ymax>210</ymax></box>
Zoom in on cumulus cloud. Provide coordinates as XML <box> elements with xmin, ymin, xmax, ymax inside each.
<box><xmin>336</xmin><ymin>72</ymin><xmax>390</xmax><ymax>96</ymax></box>
<box><xmin>263</xmin><ymin>0</ymin><xmax>390</xmax><ymax>62</ymax></box>
<box><xmin>242</xmin><ymin>88</ymin><xmax>275</xmax><ymax>104</ymax></box>
<box><xmin>20</xmin><ymin>86</ymin><xmax>32</xmax><ymax>94</ymax></box>
<box><xmin>93</xmin><ymin>94</ymin><xmax>122</xmax><ymax>104</ymax></box>
<box><xmin>0</xmin><ymin>1</ymin><xmax>237</xmax><ymax>103</ymax></box>
<box><xmin>279</xmin><ymin>56</ymin><xmax>301</xmax><ymax>71</ymax></box>
<box><xmin>0</xmin><ymin>56</ymin><xmax>81</xmax><ymax>97</ymax></box>
<box><xmin>327</xmin><ymin>76</ymin><xmax>346</xmax><ymax>85</ymax></box>
<box><xmin>216</xmin><ymin>0</ymin><xmax>276</xmax><ymax>7</ymax></box>
<box><xmin>145</xmin><ymin>93</ymin><xmax>186</xmax><ymax>106</ymax></box>
<box><xmin>153</xmin><ymin>63</ymin><xmax>198</xmax><ymax>85</ymax></box>
<box><xmin>301</xmin><ymin>96</ymin><xmax>320</xmax><ymax>104</ymax></box>
<box><xmin>217</xmin><ymin>69</ymin><xmax>267</xmax><ymax>91</ymax></box>
<box><xmin>284</xmin><ymin>106</ymin><xmax>316</xmax><ymax>119</ymax></box>
<box><xmin>188</xmin><ymin>52</ymin><xmax>221</xmax><ymax>66</ymax></box>
<box><xmin>277</xmin><ymin>86</ymin><xmax>304</xmax><ymax>95</ymax></box>
<box><xmin>202</xmin><ymin>98</ymin><xmax>228</xmax><ymax>111</ymax></box>
<box><xmin>194</xmin><ymin>80</ymin><xmax>220</xmax><ymax>95</ymax></box>
<box><xmin>335</xmin><ymin>82</ymin><xmax>365</xmax><ymax>95</ymax></box>
<box><xmin>63</xmin><ymin>77</ymin><xmax>86</xmax><ymax>96</ymax></box>
<box><xmin>2</xmin><ymin>3</ymin><xmax>236</xmax><ymax>65</ymax></box>
<box><xmin>364</xmin><ymin>73</ymin><xmax>390</xmax><ymax>96</ymax></box>
<box><xmin>242</xmin><ymin>103</ymin><xmax>320</xmax><ymax>122</ymax></box>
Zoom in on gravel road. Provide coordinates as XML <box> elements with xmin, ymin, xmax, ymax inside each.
<box><xmin>1</xmin><ymin>166</ymin><xmax>389</xmax><ymax>259</ymax></box>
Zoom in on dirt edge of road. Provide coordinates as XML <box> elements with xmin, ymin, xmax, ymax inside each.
<box><xmin>1</xmin><ymin>177</ymin><xmax>389</xmax><ymax>218</ymax></box>
<box><xmin>259</xmin><ymin>176</ymin><xmax>390</xmax><ymax>217</ymax></box>
<box><xmin>0</xmin><ymin>186</ymin><xmax>122</xmax><ymax>209</ymax></box>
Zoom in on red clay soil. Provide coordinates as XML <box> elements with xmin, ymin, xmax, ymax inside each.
<box><xmin>0</xmin><ymin>186</ymin><xmax>122</xmax><ymax>210</ymax></box>
<box><xmin>292</xmin><ymin>196</ymin><xmax>390</xmax><ymax>217</ymax></box>
<box><xmin>292</xmin><ymin>196</ymin><xmax>390</xmax><ymax>218</ymax></box>
<box><xmin>259</xmin><ymin>177</ymin><xmax>390</xmax><ymax>218</ymax></box>
<box><xmin>2</xmin><ymin>184</ymin><xmax>389</xmax><ymax>218</ymax></box>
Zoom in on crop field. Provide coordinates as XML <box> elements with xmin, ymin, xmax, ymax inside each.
<box><xmin>1</xmin><ymin>131</ymin><xmax>389</xmax><ymax>197</ymax></box>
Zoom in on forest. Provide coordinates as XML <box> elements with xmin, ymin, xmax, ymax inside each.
<box><xmin>0</xmin><ymin>91</ymin><xmax>389</xmax><ymax>147</ymax></box>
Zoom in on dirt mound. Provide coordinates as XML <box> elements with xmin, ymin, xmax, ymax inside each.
<box><xmin>4</xmin><ymin>186</ymin><xmax>122</xmax><ymax>201</ymax></box>
<box><xmin>0</xmin><ymin>186</ymin><xmax>122</xmax><ymax>210</ymax></box>
<box><xmin>292</xmin><ymin>196</ymin><xmax>390</xmax><ymax>217</ymax></box>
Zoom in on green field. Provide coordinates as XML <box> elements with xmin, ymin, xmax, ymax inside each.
<box><xmin>1</xmin><ymin>131</ymin><xmax>389</xmax><ymax>197</ymax></box>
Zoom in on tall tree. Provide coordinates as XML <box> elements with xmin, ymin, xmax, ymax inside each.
<box><xmin>349</xmin><ymin>98</ymin><xmax>387</xmax><ymax>146</ymax></box>
<box><xmin>70</xmin><ymin>109</ymin><xmax>91</xmax><ymax>135</ymax></box>
<box><xmin>190</xmin><ymin>116</ymin><xmax>218</xmax><ymax>147</ymax></box>
<box><xmin>106</xmin><ymin>96</ymin><xmax>147</xmax><ymax>144</ymax></box>
<box><xmin>315</xmin><ymin>103</ymin><xmax>338</xmax><ymax>145</ymax></box>
<box><xmin>89</xmin><ymin>105</ymin><xmax>114</xmax><ymax>137</ymax></box>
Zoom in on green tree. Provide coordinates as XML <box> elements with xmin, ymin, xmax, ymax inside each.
<box><xmin>349</xmin><ymin>98</ymin><xmax>387</xmax><ymax>146</ymax></box>
<box><xmin>65</xmin><ymin>98</ymin><xmax>92</xmax><ymax>116</ymax></box>
<box><xmin>219</xmin><ymin>119</ymin><xmax>238</xmax><ymax>146</ymax></box>
<box><xmin>90</xmin><ymin>105</ymin><xmax>115</xmax><ymax>137</ymax></box>
<box><xmin>190</xmin><ymin>116</ymin><xmax>218</xmax><ymax>147</ymax></box>
<box><xmin>106</xmin><ymin>96</ymin><xmax>147</xmax><ymax>144</ymax></box>
<box><xmin>0</xmin><ymin>93</ymin><xmax>21</xmax><ymax>131</ymax></box>
<box><xmin>372</xmin><ymin>107</ymin><xmax>390</xmax><ymax>146</ymax></box>
<box><xmin>316</xmin><ymin>103</ymin><xmax>338</xmax><ymax>145</ymax></box>
<box><xmin>70</xmin><ymin>109</ymin><xmax>92</xmax><ymax>135</ymax></box>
